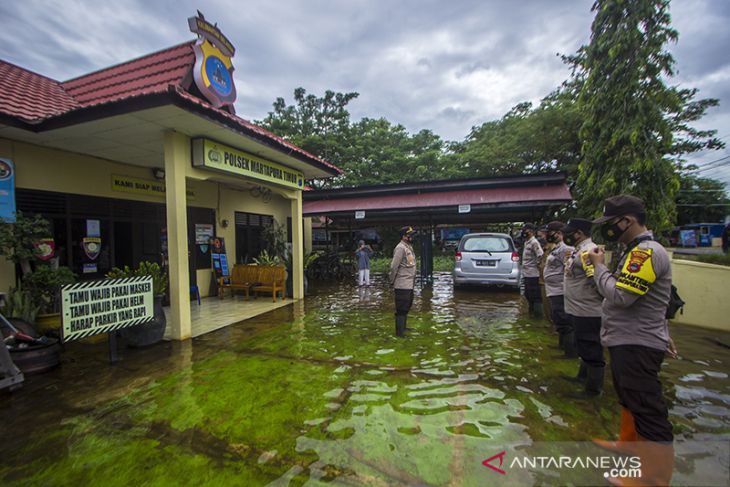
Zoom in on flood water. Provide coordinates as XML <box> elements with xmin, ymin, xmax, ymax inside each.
<box><xmin>2</xmin><ymin>272</ymin><xmax>729</xmax><ymax>486</ymax></box>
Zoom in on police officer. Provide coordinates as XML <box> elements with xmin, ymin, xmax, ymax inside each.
<box><xmin>588</xmin><ymin>195</ymin><xmax>676</xmax><ymax>486</ymax></box>
<box><xmin>389</xmin><ymin>226</ymin><xmax>417</xmax><ymax>337</ymax></box>
<box><xmin>521</xmin><ymin>223</ymin><xmax>544</xmax><ymax>318</ymax></box>
<box><xmin>538</xmin><ymin>225</ymin><xmax>554</xmax><ymax>324</ymax></box>
<box><xmin>542</xmin><ymin>221</ymin><xmax>576</xmax><ymax>357</ymax></box>
<box><xmin>562</xmin><ymin>218</ymin><xmax>604</xmax><ymax>396</ymax></box>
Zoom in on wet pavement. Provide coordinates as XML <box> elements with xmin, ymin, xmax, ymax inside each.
<box><xmin>1</xmin><ymin>272</ymin><xmax>729</xmax><ymax>486</ymax></box>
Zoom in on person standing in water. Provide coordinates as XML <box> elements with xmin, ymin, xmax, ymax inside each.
<box><xmin>389</xmin><ymin>226</ymin><xmax>417</xmax><ymax>337</ymax></box>
<box><xmin>521</xmin><ymin>223</ymin><xmax>544</xmax><ymax>318</ymax></box>
<box><xmin>355</xmin><ymin>239</ymin><xmax>373</xmax><ymax>286</ymax></box>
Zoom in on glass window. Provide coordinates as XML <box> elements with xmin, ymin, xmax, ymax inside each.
<box><xmin>462</xmin><ymin>236</ymin><xmax>512</xmax><ymax>252</ymax></box>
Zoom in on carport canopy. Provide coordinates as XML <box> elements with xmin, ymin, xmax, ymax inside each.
<box><xmin>303</xmin><ymin>173</ymin><xmax>572</xmax><ymax>225</ymax></box>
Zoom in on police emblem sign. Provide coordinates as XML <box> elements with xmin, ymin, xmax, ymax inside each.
<box><xmin>188</xmin><ymin>12</ymin><xmax>237</xmax><ymax>108</ymax></box>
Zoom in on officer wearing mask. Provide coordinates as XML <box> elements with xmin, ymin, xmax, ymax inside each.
<box><xmin>542</xmin><ymin>221</ymin><xmax>575</xmax><ymax>358</ymax></box>
<box><xmin>538</xmin><ymin>225</ymin><xmax>554</xmax><ymax>323</ymax></box>
<box><xmin>389</xmin><ymin>226</ymin><xmax>417</xmax><ymax>337</ymax></box>
<box><xmin>562</xmin><ymin>218</ymin><xmax>605</xmax><ymax>396</ymax></box>
<box><xmin>588</xmin><ymin>195</ymin><xmax>677</xmax><ymax>486</ymax></box>
<box><xmin>520</xmin><ymin>223</ymin><xmax>544</xmax><ymax>317</ymax></box>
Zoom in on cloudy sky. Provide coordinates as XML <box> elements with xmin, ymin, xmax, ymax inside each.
<box><xmin>1</xmin><ymin>0</ymin><xmax>729</xmax><ymax>185</ymax></box>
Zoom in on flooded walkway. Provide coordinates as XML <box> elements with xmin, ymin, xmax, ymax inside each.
<box><xmin>2</xmin><ymin>273</ymin><xmax>729</xmax><ymax>485</ymax></box>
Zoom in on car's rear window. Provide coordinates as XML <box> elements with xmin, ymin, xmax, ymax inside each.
<box><xmin>461</xmin><ymin>236</ymin><xmax>512</xmax><ymax>252</ymax></box>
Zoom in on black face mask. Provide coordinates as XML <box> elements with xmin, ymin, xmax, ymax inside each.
<box><xmin>537</xmin><ymin>237</ymin><xmax>547</xmax><ymax>247</ymax></box>
<box><xmin>601</xmin><ymin>218</ymin><xmax>628</xmax><ymax>242</ymax></box>
<box><xmin>564</xmin><ymin>233</ymin><xmax>577</xmax><ymax>246</ymax></box>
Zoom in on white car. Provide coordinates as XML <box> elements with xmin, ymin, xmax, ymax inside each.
<box><xmin>452</xmin><ymin>232</ymin><xmax>521</xmax><ymax>289</ymax></box>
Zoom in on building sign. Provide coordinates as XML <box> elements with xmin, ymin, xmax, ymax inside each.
<box><xmin>111</xmin><ymin>175</ymin><xmax>195</xmax><ymax>199</ymax></box>
<box><xmin>61</xmin><ymin>277</ymin><xmax>154</xmax><ymax>342</ymax></box>
<box><xmin>188</xmin><ymin>12</ymin><xmax>236</xmax><ymax>108</ymax></box>
<box><xmin>0</xmin><ymin>158</ymin><xmax>16</xmax><ymax>222</ymax></box>
<box><xmin>355</xmin><ymin>211</ymin><xmax>365</xmax><ymax>220</ymax></box>
<box><xmin>195</xmin><ymin>223</ymin><xmax>214</xmax><ymax>244</ymax></box>
<box><xmin>192</xmin><ymin>138</ymin><xmax>304</xmax><ymax>190</ymax></box>
<box><xmin>458</xmin><ymin>204</ymin><xmax>471</xmax><ymax>214</ymax></box>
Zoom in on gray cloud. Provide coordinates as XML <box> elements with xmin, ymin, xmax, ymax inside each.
<box><xmin>0</xmin><ymin>0</ymin><xmax>728</xmax><ymax>185</ymax></box>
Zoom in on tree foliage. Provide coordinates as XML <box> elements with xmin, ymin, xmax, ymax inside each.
<box><xmin>572</xmin><ymin>0</ymin><xmax>722</xmax><ymax>233</ymax></box>
<box><xmin>257</xmin><ymin>88</ymin><xmax>450</xmax><ymax>188</ymax></box>
<box><xmin>454</xmin><ymin>87</ymin><xmax>582</xmax><ymax>184</ymax></box>
<box><xmin>675</xmin><ymin>173</ymin><xmax>730</xmax><ymax>225</ymax></box>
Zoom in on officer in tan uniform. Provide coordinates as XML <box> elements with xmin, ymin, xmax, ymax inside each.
<box><xmin>520</xmin><ymin>223</ymin><xmax>544</xmax><ymax>318</ymax></box>
<box><xmin>389</xmin><ymin>226</ymin><xmax>417</xmax><ymax>337</ymax></box>
<box><xmin>588</xmin><ymin>195</ymin><xmax>677</xmax><ymax>486</ymax></box>
<box><xmin>542</xmin><ymin>221</ymin><xmax>576</xmax><ymax>358</ymax></box>
<box><xmin>563</xmin><ymin>218</ymin><xmax>605</xmax><ymax>396</ymax></box>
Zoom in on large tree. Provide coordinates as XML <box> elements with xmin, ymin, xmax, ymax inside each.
<box><xmin>258</xmin><ymin>88</ymin><xmax>452</xmax><ymax>188</ymax></box>
<box><xmin>573</xmin><ymin>0</ymin><xmax>722</xmax><ymax>233</ymax></box>
<box><xmin>455</xmin><ymin>86</ymin><xmax>583</xmax><ymax>184</ymax></box>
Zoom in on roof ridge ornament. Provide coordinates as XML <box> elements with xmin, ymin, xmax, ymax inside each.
<box><xmin>187</xmin><ymin>11</ymin><xmax>237</xmax><ymax>108</ymax></box>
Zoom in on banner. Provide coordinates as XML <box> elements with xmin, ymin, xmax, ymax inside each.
<box><xmin>0</xmin><ymin>158</ymin><xmax>16</xmax><ymax>222</ymax></box>
<box><xmin>61</xmin><ymin>276</ymin><xmax>154</xmax><ymax>342</ymax></box>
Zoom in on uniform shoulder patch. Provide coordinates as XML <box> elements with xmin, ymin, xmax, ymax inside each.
<box><xmin>616</xmin><ymin>248</ymin><xmax>656</xmax><ymax>295</ymax></box>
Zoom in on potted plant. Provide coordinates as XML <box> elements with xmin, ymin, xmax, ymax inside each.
<box><xmin>22</xmin><ymin>264</ymin><xmax>76</xmax><ymax>335</ymax></box>
<box><xmin>0</xmin><ymin>211</ymin><xmax>51</xmax><ymax>277</ymax></box>
<box><xmin>107</xmin><ymin>261</ymin><xmax>168</xmax><ymax>347</ymax></box>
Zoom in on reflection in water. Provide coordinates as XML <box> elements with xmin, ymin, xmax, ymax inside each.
<box><xmin>1</xmin><ymin>272</ymin><xmax>729</xmax><ymax>486</ymax></box>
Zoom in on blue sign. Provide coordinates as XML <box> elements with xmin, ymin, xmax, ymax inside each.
<box><xmin>204</xmin><ymin>56</ymin><xmax>233</xmax><ymax>97</ymax></box>
<box><xmin>0</xmin><ymin>158</ymin><xmax>16</xmax><ymax>223</ymax></box>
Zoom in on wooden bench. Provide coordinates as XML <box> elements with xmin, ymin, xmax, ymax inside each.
<box><xmin>218</xmin><ymin>264</ymin><xmax>260</xmax><ymax>300</ymax></box>
<box><xmin>253</xmin><ymin>265</ymin><xmax>286</xmax><ymax>302</ymax></box>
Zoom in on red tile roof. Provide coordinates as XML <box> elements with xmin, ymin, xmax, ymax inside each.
<box><xmin>0</xmin><ymin>61</ymin><xmax>79</xmax><ymax>122</ymax></box>
<box><xmin>0</xmin><ymin>41</ymin><xmax>341</xmax><ymax>175</ymax></box>
<box><xmin>62</xmin><ymin>42</ymin><xmax>195</xmax><ymax>107</ymax></box>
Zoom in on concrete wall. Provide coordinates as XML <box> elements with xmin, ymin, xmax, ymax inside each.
<box><xmin>0</xmin><ymin>138</ymin><xmax>300</xmax><ymax>298</ymax></box>
<box><xmin>671</xmin><ymin>259</ymin><xmax>730</xmax><ymax>332</ymax></box>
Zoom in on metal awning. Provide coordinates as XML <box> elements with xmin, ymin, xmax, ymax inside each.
<box><xmin>303</xmin><ymin>173</ymin><xmax>572</xmax><ymax>224</ymax></box>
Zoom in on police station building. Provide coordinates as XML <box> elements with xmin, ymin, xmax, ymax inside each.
<box><xmin>0</xmin><ymin>14</ymin><xmax>341</xmax><ymax>340</ymax></box>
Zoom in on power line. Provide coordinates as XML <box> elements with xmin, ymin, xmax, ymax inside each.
<box><xmin>687</xmin><ymin>156</ymin><xmax>730</xmax><ymax>173</ymax></box>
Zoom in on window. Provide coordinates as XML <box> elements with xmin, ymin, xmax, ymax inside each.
<box><xmin>462</xmin><ymin>236</ymin><xmax>512</xmax><ymax>252</ymax></box>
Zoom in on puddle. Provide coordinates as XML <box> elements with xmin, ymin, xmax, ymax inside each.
<box><xmin>2</xmin><ymin>272</ymin><xmax>729</xmax><ymax>485</ymax></box>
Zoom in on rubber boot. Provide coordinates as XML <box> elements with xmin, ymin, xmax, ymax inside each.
<box><xmin>584</xmin><ymin>365</ymin><xmax>604</xmax><ymax>397</ymax></box>
<box><xmin>561</xmin><ymin>331</ymin><xmax>578</xmax><ymax>358</ymax></box>
<box><xmin>606</xmin><ymin>436</ymin><xmax>674</xmax><ymax>487</ymax></box>
<box><xmin>395</xmin><ymin>315</ymin><xmax>406</xmax><ymax>337</ymax></box>
<box><xmin>531</xmin><ymin>301</ymin><xmax>544</xmax><ymax>319</ymax></box>
<box><xmin>593</xmin><ymin>407</ymin><xmax>638</xmax><ymax>454</ymax></box>
<box><xmin>564</xmin><ymin>361</ymin><xmax>587</xmax><ymax>383</ymax></box>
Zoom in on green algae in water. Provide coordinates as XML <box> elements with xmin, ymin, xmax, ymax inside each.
<box><xmin>4</xmin><ymin>273</ymin><xmax>730</xmax><ymax>486</ymax></box>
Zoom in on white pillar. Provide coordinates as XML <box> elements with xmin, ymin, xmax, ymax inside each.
<box><xmin>164</xmin><ymin>131</ymin><xmax>191</xmax><ymax>340</ymax></box>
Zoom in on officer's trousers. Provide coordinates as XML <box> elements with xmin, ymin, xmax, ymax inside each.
<box><xmin>548</xmin><ymin>295</ymin><xmax>571</xmax><ymax>335</ymax></box>
<box><xmin>609</xmin><ymin>345</ymin><xmax>673</xmax><ymax>442</ymax></box>
<box><xmin>394</xmin><ymin>288</ymin><xmax>414</xmax><ymax>316</ymax></box>
<box><xmin>573</xmin><ymin>316</ymin><xmax>605</xmax><ymax>367</ymax></box>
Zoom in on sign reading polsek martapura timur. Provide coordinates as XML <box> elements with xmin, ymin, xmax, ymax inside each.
<box><xmin>61</xmin><ymin>276</ymin><xmax>154</xmax><ymax>342</ymax></box>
